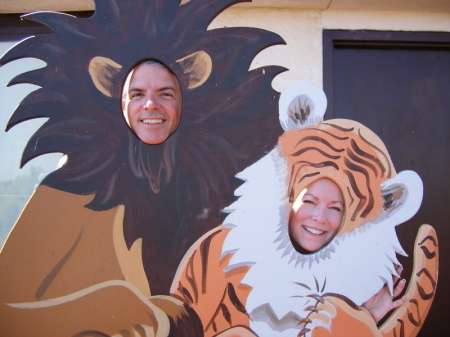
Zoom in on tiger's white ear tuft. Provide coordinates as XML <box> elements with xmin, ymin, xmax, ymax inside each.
<box><xmin>279</xmin><ymin>81</ymin><xmax>327</xmax><ymax>131</ymax></box>
<box><xmin>381</xmin><ymin>170</ymin><xmax>423</xmax><ymax>226</ymax></box>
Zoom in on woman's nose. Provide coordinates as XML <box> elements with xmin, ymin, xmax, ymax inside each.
<box><xmin>311</xmin><ymin>206</ymin><xmax>326</xmax><ymax>223</ymax></box>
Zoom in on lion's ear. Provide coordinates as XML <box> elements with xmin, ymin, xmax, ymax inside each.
<box><xmin>381</xmin><ymin>170</ymin><xmax>423</xmax><ymax>225</ymax></box>
<box><xmin>176</xmin><ymin>50</ymin><xmax>212</xmax><ymax>90</ymax></box>
<box><xmin>89</xmin><ymin>56</ymin><xmax>123</xmax><ymax>97</ymax></box>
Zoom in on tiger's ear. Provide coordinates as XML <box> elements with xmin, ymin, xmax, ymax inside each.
<box><xmin>89</xmin><ymin>56</ymin><xmax>123</xmax><ymax>98</ymax></box>
<box><xmin>279</xmin><ymin>80</ymin><xmax>327</xmax><ymax>131</ymax></box>
<box><xmin>381</xmin><ymin>170</ymin><xmax>423</xmax><ymax>225</ymax></box>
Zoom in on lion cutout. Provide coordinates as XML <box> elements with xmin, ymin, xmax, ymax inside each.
<box><xmin>0</xmin><ymin>0</ymin><xmax>287</xmax><ymax>335</ymax></box>
<box><xmin>172</xmin><ymin>81</ymin><xmax>439</xmax><ymax>337</ymax></box>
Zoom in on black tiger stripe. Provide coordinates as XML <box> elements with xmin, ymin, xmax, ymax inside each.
<box><xmin>407</xmin><ymin>299</ymin><xmax>421</xmax><ymax>327</ymax></box>
<box><xmin>200</xmin><ymin>230</ymin><xmax>222</xmax><ymax>294</ymax></box>
<box><xmin>350</xmin><ymin>139</ymin><xmax>386</xmax><ymax>177</ymax></box>
<box><xmin>357</xmin><ymin>129</ymin><xmax>392</xmax><ymax>178</ymax></box>
<box><xmin>393</xmin><ymin>319</ymin><xmax>405</xmax><ymax>337</ymax></box>
<box><xmin>419</xmin><ymin>246</ymin><xmax>436</xmax><ymax>259</ymax></box>
<box><xmin>343</xmin><ymin>169</ymin><xmax>368</xmax><ymax>221</ymax></box>
<box><xmin>227</xmin><ymin>283</ymin><xmax>249</xmax><ymax>315</ymax></box>
<box><xmin>178</xmin><ymin>284</ymin><xmax>194</xmax><ymax>305</ymax></box>
<box><xmin>322</xmin><ymin>122</ymin><xmax>355</xmax><ymax>132</ymax></box>
<box><xmin>418</xmin><ymin>235</ymin><xmax>438</xmax><ymax>247</ymax></box>
<box><xmin>295</xmin><ymin>135</ymin><xmax>347</xmax><ymax>152</ymax></box>
<box><xmin>346</xmin><ymin>186</ymin><xmax>355</xmax><ymax>208</ymax></box>
<box><xmin>220</xmin><ymin>303</ymin><xmax>232</xmax><ymax>325</ymax></box>
<box><xmin>289</xmin><ymin>146</ymin><xmax>342</xmax><ymax>159</ymax></box>
<box><xmin>205</xmin><ymin>287</ymin><xmax>229</xmax><ymax>332</ymax></box>
<box><xmin>343</xmin><ymin>158</ymin><xmax>374</xmax><ymax>218</ymax></box>
<box><xmin>347</xmin><ymin>146</ymin><xmax>379</xmax><ymax>178</ymax></box>
<box><xmin>416</xmin><ymin>268</ymin><xmax>437</xmax><ymax>300</ymax></box>
<box><xmin>184</xmin><ymin>250</ymin><xmax>198</xmax><ymax>304</ymax></box>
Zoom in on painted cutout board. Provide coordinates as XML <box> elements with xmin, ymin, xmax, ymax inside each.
<box><xmin>0</xmin><ymin>0</ymin><xmax>438</xmax><ymax>336</ymax></box>
<box><xmin>172</xmin><ymin>81</ymin><xmax>438</xmax><ymax>337</ymax></box>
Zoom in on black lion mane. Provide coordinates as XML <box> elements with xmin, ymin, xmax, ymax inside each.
<box><xmin>0</xmin><ymin>0</ymin><xmax>286</xmax><ymax>293</ymax></box>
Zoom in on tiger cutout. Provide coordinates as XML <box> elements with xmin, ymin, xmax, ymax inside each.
<box><xmin>171</xmin><ymin>81</ymin><xmax>439</xmax><ymax>337</ymax></box>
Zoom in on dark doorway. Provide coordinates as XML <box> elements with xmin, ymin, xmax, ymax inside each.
<box><xmin>323</xmin><ymin>30</ymin><xmax>450</xmax><ymax>335</ymax></box>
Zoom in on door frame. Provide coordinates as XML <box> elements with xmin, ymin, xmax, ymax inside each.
<box><xmin>322</xmin><ymin>29</ymin><xmax>450</xmax><ymax>118</ymax></box>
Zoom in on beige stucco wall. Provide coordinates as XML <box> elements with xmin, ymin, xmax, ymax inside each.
<box><xmin>1</xmin><ymin>1</ymin><xmax>449</xmax><ymax>93</ymax></box>
<box><xmin>210</xmin><ymin>9</ymin><xmax>450</xmax><ymax>92</ymax></box>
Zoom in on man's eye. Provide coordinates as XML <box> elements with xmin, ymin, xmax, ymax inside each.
<box><xmin>161</xmin><ymin>92</ymin><xmax>174</xmax><ymax>98</ymax></box>
<box><xmin>131</xmin><ymin>93</ymin><xmax>143</xmax><ymax>99</ymax></box>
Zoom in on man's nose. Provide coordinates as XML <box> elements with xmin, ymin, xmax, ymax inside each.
<box><xmin>144</xmin><ymin>95</ymin><xmax>159</xmax><ymax>110</ymax></box>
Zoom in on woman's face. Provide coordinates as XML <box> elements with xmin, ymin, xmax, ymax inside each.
<box><xmin>289</xmin><ymin>178</ymin><xmax>344</xmax><ymax>253</ymax></box>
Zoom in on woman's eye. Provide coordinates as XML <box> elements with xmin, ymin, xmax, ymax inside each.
<box><xmin>330</xmin><ymin>206</ymin><xmax>343</xmax><ymax>213</ymax></box>
<box><xmin>303</xmin><ymin>200</ymin><xmax>315</xmax><ymax>205</ymax></box>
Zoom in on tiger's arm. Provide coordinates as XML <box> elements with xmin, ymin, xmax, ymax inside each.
<box><xmin>308</xmin><ymin>224</ymin><xmax>438</xmax><ymax>337</ymax></box>
<box><xmin>380</xmin><ymin>224</ymin><xmax>438</xmax><ymax>337</ymax></box>
<box><xmin>171</xmin><ymin>226</ymin><xmax>255</xmax><ymax>337</ymax></box>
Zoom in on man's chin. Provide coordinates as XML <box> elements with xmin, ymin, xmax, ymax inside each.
<box><xmin>141</xmin><ymin>137</ymin><xmax>167</xmax><ymax>145</ymax></box>
<box><xmin>136</xmin><ymin>131</ymin><xmax>169</xmax><ymax>145</ymax></box>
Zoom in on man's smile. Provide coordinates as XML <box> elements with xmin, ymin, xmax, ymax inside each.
<box><xmin>141</xmin><ymin>118</ymin><xmax>165</xmax><ymax>125</ymax></box>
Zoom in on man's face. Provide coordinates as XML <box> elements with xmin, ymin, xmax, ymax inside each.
<box><xmin>122</xmin><ymin>63</ymin><xmax>182</xmax><ymax>144</ymax></box>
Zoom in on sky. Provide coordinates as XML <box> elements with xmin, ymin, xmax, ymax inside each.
<box><xmin>0</xmin><ymin>41</ymin><xmax>62</xmax><ymax>246</ymax></box>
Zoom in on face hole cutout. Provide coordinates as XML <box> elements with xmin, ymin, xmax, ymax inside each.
<box><xmin>121</xmin><ymin>60</ymin><xmax>183</xmax><ymax>145</ymax></box>
<box><xmin>288</xmin><ymin>178</ymin><xmax>344</xmax><ymax>254</ymax></box>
